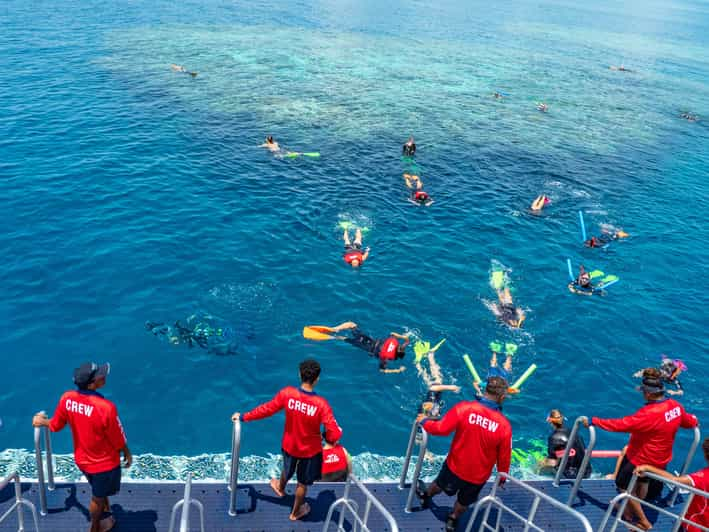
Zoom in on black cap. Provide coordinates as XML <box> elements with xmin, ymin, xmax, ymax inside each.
<box><xmin>637</xmin><ymin>376</ymin><xmax>664</xmax><ymax>394</ymax></box>
<box><xmin>74</xmin><ymin>362</ymin><xmax>110</xmax><ymax>388</ymax></box>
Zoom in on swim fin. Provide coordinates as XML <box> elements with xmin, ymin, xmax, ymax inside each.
<box><xmin>616</xmin><ymin>230</ymin><xmax>629</xmax><ymax>238</ymax></box>
<box><xmin>505</xmin><ymin>343</ymin><xmax>518</xmax><ymax>356</ymax></box>
<box><xmin>303</xmin><ymin>326</ymin><xmax>336</xmax><ymax>341</ymax></box>
<box><xmin>491</xmin><ymin>270</ymin><xmax>506</xmax><ymax>290</ymax></box>
<box><xmin>589</xmin><ymin>270</ymin><xmax>604</xmax><ymax>279</ymax></box>
<box><xmin>414</xmin><ymin>341</ymin><xmax>430</xmax><ymax>363</ymax></box>
<box><xmin>301</xmin><ymin>152</ymin><xmax>320</xmax><ymax>157</ymax></box>
<box><xmin>489</xmin><ymin>341</ymin><xmax>502</xmax><ymax>353</ymax></box>
<box><xmin>338</xmin><ymin>221</ymin><xmax>354</xmax><ymax>230</ymax></box>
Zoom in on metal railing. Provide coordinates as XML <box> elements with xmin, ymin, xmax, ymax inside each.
<box><xmin>552</xmin><ymin>416</ymin><xmax>595</xmax><ymax>506</ymax></box>
<box><xmin>33</xmin><ymin>417</ymin><xmax>55</xmax><ymax>516</ymax></box>
<box><xmin>398</xmin><ymin>419</ymin><xmax>429</xmax><ymax>513</ymax></box>
<box><xmin>168</xmin><ymin>473</ymin><xmax>205</xmax><ymax>532</ymax></box>
<box><xmin>227</xmin><ymin>419</ymin><xmax>241</xmax><ymax>516</ymax></box>
<box><xmin>322</xmin><ymin>474</ymin><xmax>399</xmax><ymax>532</ymax></box>
<box><xmin>464</xmin><ymin>472</ymin><xmax>593</xmax><ymax>532</ymax></box>
<box><xmin>0</xmin><ymin>472</ymin><xmax>41</xmax><ymax>532</ymax></box>
<box><xmin>668</xmin><ymin>426</ymin><xmax>701</xmax><ymax>505</ymax></box>
<box><xmin>598</xmin><ymin>470</ymin><xmax>709</xmax><ymax>532</ymax></box>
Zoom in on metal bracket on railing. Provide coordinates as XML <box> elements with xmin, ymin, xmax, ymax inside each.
<box><xmin>228</xmin><ymin>419</ymin><xmax>241</xmax><ymax>517</ymax></box>
<box><xmin>669</xmin><ymin>426</ymin><xmax>701</xmax><ymax>506</ymax></box>
<box><xmin>322</xmin><ymin>474</ymin><xmax>399</xmax><ymax>532</ymax></box>
<box><xmin>33</xmin><ymin>414</ymin><xmax>55</xmax><ymax>516</ymax></box>
<box><xmin>398</xmin><ymin>419</ymin><xmax>429</xmax><ymax>513</ymax></box>
<box><xmin>552</xmin><ymin>416</ymin><xmax>595</xmax><ymax>506</ymax></box>
<box><xmin>168</xmin><ymin>473</ymin><xmax>205</xmax><ymax>532</ymax></box>
<box><xmin>598</xmin><ymin>469</ymin><xmax>709</xmax><ymax>532</ymax></box>
<box><xmin>465</xmin><ymin>472</ymin><xmax>593</xmax><ymax>532</ymax></box>
<box><xmin>0</xmin><ymin>472</ymin><xmax>41</xmax><ymax>532</ymax></box>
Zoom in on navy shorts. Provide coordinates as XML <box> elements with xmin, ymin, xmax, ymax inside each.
<box><xmin>82</xmin><ymin>465</ymin><xmax>121</xmax><ymax>498</ymax></box>
<box><xmin>435</xmin><ymin>461</ymin><xmax>484</xmax><ymax>507</ymax></box>
<box><xmin>615</xmin><ymin>456</ymin><xmax>649</xmax><ymax>491</ymax></box>
<box><xmin>282</xmin><ymin>450</ymin><xmax>323</xmax><ymax>486</ymax></box>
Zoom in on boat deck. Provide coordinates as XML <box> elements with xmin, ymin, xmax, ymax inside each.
<box><xmin>0</xmin><ymin>478</ymin><xmax>685</xmax><ymax>531</ymax></box>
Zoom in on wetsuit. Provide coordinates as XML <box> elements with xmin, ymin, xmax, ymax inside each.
<box><xmin>547</xmin><ymin>426</ymin><xmax>591</xmax><ymax>479</ymax></box>
<box><xmin>343</xmin><ymin>328</ymin><xmax>380</xmax><ymax>354</ymax></box>
<box><xmin>498</xmin><ymin>304</ymin><xmax>519</xmax><ymax>325</ymax></box>
<box><xmin>403</xmin><ymin>142</ymin><xmax>416</xmax><ymax>156</ymax></box>
<box><xmin>586</xmin><ymin>235</ymin><xmax>613</xmax><ymax>248</ymax></box>
<box><xmin>344</xmin><ymin>329</ymin><xmax>406</xmax><ymax>369</ymax></box>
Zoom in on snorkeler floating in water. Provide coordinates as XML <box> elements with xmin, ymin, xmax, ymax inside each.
<box><xmin>492</xmin><ymin>288</ymin><xmax>526</xmax><ymax>328</ymax></box>
<box><xmin>473</xmin><ymin>342</ymin><xmax>521</xmax><ymax>396</ymax></box>
<box><xmin>531</xmin><ymin>194</ymin><xmax>550</xmax><ymax>212</ymax></box>
<box><xmin>403</xmin><ymin>136</ymin><xmax>416</xmax><ymax>157</ymax></box>
<box><xmin>537</xmin><ymin>102</ymin><xmax>549</xmax><ymax>113</ymax></box>
<box><xmin>413</xmin><ymin>338</ymin><xmax>460</xmax><ymax>417</ymax></box>
<box><xmin>170</xmin><ymin>64</ymin><xmax>198</xmax><ymax>77</ymax></box>
<box><xmin>634</xmin><ymin>355</ymin><xmax>687</xmax><ymax>396</ymax></box>
<box><xmin>403</xmin><ymin>174</ymin><xmax>434</xmax><ymax>206</ymax></box>
<box><xmin>342</xmin><ymin>227</ymin><xmax>370</xmax><ymax>268</ymax></box>
<box><xmin>304</xmin><ymin>321</ymin><xmax>409</xmax><ymax>373</ymax></box>
<box><xmin>567</xmin><ymin>262</ymin><xmax>619</xmax><ymax>295</ymax></box>
<box><xmin>584</xmin><ymin>229</ymin><xmax>629</xmax><ymax>248</ymax></box>
<box><xmin>260</xmin><ymin>135</ymin><xmax>280</xmax><ymax>152</ymax></box>
<box><xmin>680</xmin><ymin>111</ymin><xmax>699</xmax><ymax>122</ymax></box>
<box><xmin>609</xmin><ymin>65</ymin><xmax>633</xmax><ymax>72</ymax></box>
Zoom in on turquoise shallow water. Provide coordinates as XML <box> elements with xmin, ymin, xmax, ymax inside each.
<box><xmin>1</xmin><ymin>0</ymin><xmax>708</xmax><ymax>481</ymax></box>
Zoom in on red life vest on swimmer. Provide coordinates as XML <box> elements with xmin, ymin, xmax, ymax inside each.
<box><xmin>322</xmin><ymin>445</ymin><xmax>348</xmax><ymax>475</ymax></box>
<box><xmin>379</xmin><ymin>337</ymin><xmax>399</xmax><ymax>360</ymax></box>
<box><xmin>414</xmin><ymin>190</ymin><xmax>429</xmax><ymax>202</ymax></box>
<box><xmin>343</xmin><ymin>249</ymin><xmax>364</xmax><ymax>264</ymax></box>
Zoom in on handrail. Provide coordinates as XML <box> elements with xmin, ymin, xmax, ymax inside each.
<box><xmin>598</xmin><ymin>470</ymin><xmax>709</xmax><ymax>532</ymax></box>
<box><xmin>397</xmin><ymin>418</ymin><xmax>429</xmax><ymax>513</ymax></box>
<box><xmin>669</xmin><ymin>426</ymin><xmax>701</xmax><ymax>506</ymax></box>
<box><xmin>33</xmin><ymin>414</ymin><xmax>55</xmax><ymax>516</ymax></box>
<box><xmin>322</xmin><ymin>474</ymin><xmax>399</xmax><ymax>532</ymax></box>
<box><xmin>168</xmin><ymin>473</ymin><xmax>205</xmax><ymax>532</ymax></box>
<box><xmin>0</xmin><ymin>472</ymin><xmax>41</xmax><ymax>532</ymax></box>
<box><xmin>464</xmin><ymin>472</ymin><xmax>593</xmax><ymax>532</ymax></box>
<box><xmin>227</xmin><ymin>419</ymin><xmax>241</xmax><ymax>516</ymax></box>
<box><xmin>552</xmin><ymin>416</ymin><xmax>595</xmax><ymax>506</ymax></box>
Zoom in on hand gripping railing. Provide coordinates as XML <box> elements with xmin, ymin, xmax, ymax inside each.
<box><xmin>668</xmin><ymin>425</ymin><xmax>701</xmax><ymax>506</ymax></box>
<box><xmin>168</xmin><ymin>473</ymin><xmax>205</xmax><ymax>532</ymax></box>
<box><xmin>33</xmin><ymin>415</ymin><xmax>55</xmax><ymax>516</ymax></box>
<box><xmin>0</xmin><ymin>472</ymin><xmax>41</xmax><ymax>532</ymax></box>
<box><xmin>598</xmin><ymin>469</ymin><xmax>709</xmax><ymax>532</ymax></box>
<box><xmin>552</xmin><ymin>416</ymin><xmax>595</xmax><ymax>506</ymax></box>
<box><xmin>322</xmin><ymin>474</ymin><xmax>399</xmax><ymax>532</ymax></box>
<box><xmin>227</xmin><ymin>419</ymin><xmax>241</xmax><ymax>516</ymax></box>
<box><xmin>464</xmin><ymin>472</ymin><xmax>593</xmax><ymax>532</ymax></box>
<box><xmin>398</xmin><ymin>418</ymin><xmax>429</xmax><ymax>513</ymax></box>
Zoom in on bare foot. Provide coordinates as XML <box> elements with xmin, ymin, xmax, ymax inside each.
<box><xmin>269</xmin><ymin>478</ymin><xmax>285</xmax><ymax>497</ymax></box>
<box><xmin>637</xmin><ymin>519</ymin><xmax>652</xmax><ymax>530</ymax></box>
<box><xmin>98</xmin><ymin>515</ymin><xmax>115</xmax><ymax>532</ymax></box>
<box><xmin>605</xmin><ymin>473</ymin><xmax>615</xmax><ymax>479</ymax></box>
<box><xmin>289</xmin><ymin>502</ymin><xmax>310</xmax><ymax>521</ymax></box>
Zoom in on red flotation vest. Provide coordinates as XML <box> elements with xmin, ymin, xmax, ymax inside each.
<box><xmin>322</xmin><ymin>445</ymin><xmax>348</xmax><ymax>476</ymax></box>
<box><xmin>343</xmin><ymin>250</ymin><xmax>364</xmax><ymax>264</ymax></box>
<box><xmin>414</xmin><ymin>191</ymin><xmax>429</xmax><ymax>202</ymax></box>
<box><xmin>379</xmin><ymin>337</ymin><xmax>399</xmax><ymax>360</ymax></box>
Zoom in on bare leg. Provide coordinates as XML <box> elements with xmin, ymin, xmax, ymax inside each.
<box><xmin>427</xmin><ymin>351</ymin><xmax>443</xmax><ymax>383</ymax></box>
<box><xmin>403</xmin><ymin>174</ymin><xmax>413</xmax><ymax>188</ymax></box>
<box><xmin>503</xmin><ymin>355</ymin><xmax>513</xmax><ymax>373</ymax></box>
<box><xmin>289</xmin><ymin>483</ymin><xmax>310</xmax><ymax>520</ymax></box>
<box><xmin>451</xmin><ymin>500</ymin><xmax>469</xmax><ymax>520</ymax></box>
<box><xmin>88</xmin><ymin>496</ymin><xmax>113</xmax><ymax>532</ymax></box>
<box><xmin>490</xmin><ymin>352</ymin><xmax>498</xmax><ymax>368</ymax></box>
<box><xmin>628</xmin><ymin>482</ymin><xmax>652</xmax><ymax>529</ymax></box>
<box><xmin>417</xmin><ymin>361</ymin><xmax>432</xmax><ymax>387</ymax></box>
<box><xmin>354</xmin><ymin>228</ymin><xmax>363</xmax><ymax>246</ymax></box>
<box><xmin>425</xmin><ymin>481</ymin><xmax>443</xmax><ymax>498</ymax></box>
<box><xmin>343</xmin><ymin>229</ymin><xmax>351</xmax><ymax>246</ymax></box>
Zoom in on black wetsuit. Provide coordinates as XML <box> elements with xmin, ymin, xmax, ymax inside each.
<box><xmin>344</xmin><ymin>328</ymin><xmax>382</xmax><ymax>355</ymax></box>
<box><xmin>499</xmin><ymin>303</ymin><xmax>518</xmax><ymax>323</ymax></box>
<box><xmin>547</xmin><ymin>426</ymin><xmax>591</xmax><ymax>479</ymax></box>
<box><xmin>403</xmin><ymin>142</ymin><xmax>416</xmax><ymax>156</ymax></box>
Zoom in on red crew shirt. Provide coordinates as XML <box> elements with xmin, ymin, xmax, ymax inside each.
<box><xmin>592</xmin><ymin>398</ymin><xmax>697</xmax><ymax>468</ymax></box>
<box><xmin>242</xmin><ymin>386</ymin><xmax>342</xmax><ymax>458</ymax></box>
<box><xmin>422</xmin><ymin>398</ymin><xmax>512</xmax><ymax>484</ymax></box>
<box><xmin>322</xmin><ymin>445</ymin><xmax>349</xmax><ymax>476</ymax></box>
<box><xmin>685</xmin><ymin>467</ymin><xmax>709</xmax><ymax>532</ymax></box>
<box><xmin>49</xmin><ymin>390</ymin><xmax>127</xmax><ymax>474</ymax></box>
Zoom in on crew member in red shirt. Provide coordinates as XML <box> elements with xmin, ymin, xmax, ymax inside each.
<box><xmin>585</xmin><ymin>367</ymin><xmax>698</xmax><ymax>530</ymax></box>
<box><xmin>636</xmin><ymin>438</ymin><xmax>709</xmax><ymax>532</ymax></box>
<box><xmin>321</xmin><ymin>434</ymin><xmax>351</xmax><ymax>482</ymax></box>
<box><xmin>416</xmin><ymin>376</ymin><xmax>512</xmax><ymax>532</ymax></box>
<box><xmin>32</xmin><ymin>362</ymin><xmax>131</xmax><ymax>532</ymax></box>
<box><xmin>232</xmin><ymin>359</ymin><xmax>342</xmax><ymax>521</ymax></box>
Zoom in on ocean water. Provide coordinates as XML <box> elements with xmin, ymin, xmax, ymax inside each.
<box><xmin>1</xmin><ymin>0</ymin><xmax>708</xmax><ymax>482</ymax></box>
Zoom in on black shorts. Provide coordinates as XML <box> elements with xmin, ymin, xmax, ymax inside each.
<box><xmin>615</xmin><ymin>456</ymin><xmax>649</xmax><ymax>491</ymax></box>
<box><xmin>344</xmin><ymin>243</ymin><xmax>362</xmax><ymax>252</ymax></box>
<box><xmin>434</xmin><ymin>461</ymin><xmax>484</xmax><ymax>507</ymax></box>
<box><xmin>82</xmin><ymin>466</ymin><xmax>121</xmax><ymax>498</ymax></box>
<box><xmin>282</xmin><ymin>450</ymin><xmax>323</xmax><ymax>486</ymax></box>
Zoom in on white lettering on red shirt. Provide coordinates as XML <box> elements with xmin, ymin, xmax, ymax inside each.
<box><xmin>287</xmin><ymin>398</ymin><xmax>318</xmax><ymax>417</ymax></box>
<box><xmin>468</xmin><ymin>413</ymin><xmax>499</xmax><ymax>432</ymax></box>
<box><xmin>65</xmin><ymin>399</ymin><xmax>94</xmax><ymax>417</ymax></box>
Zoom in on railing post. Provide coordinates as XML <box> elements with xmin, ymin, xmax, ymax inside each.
<box><xmin>337</xmin><ymin>478</ymin><xmax>351</xmax><ymax>530</ymax></box>
<box><xmin>33</xmin><ymin>426</ymin><xmax>47</xmax><ymax>516</ymax></box>
<box><xmin>13</xmin><ymin>474</ymin><xmax>26</xmax><ymax>531</ymax></box>
<box><xmin>566</xmin><ymin>425</ymin><xmax>595</xmax><ymax>506</ymax></box>
<box><xmin>669</xmin><ymin>426</ymin><xmax>701</xmax><ymax>506</ymax></box>
<box><xmin>0</xmin><ymin>473</ymin><xmax>41</xmax><ymax>532</ymax></box>
<box><xmin>405</xmin><ymin>427</ymin><xmax>428</xmax><ymax>513</ymax></box>
<box><xmin>228</xmin><ymin>419</ymin><xmax>241</xmax><ymax>517</ymax></box>
<box><xmin>398</xmin><ymin>420</ymin><xmax>420</xmax><ymax>490</ymax></box>
<box><xmin>553</xmin><ymin>416</ymin><xmax>587</xmax><ymax>487</ymax></box>
<box><xmin>179</xmin><ymin>473</ymin><xmax>192</xmax><ymax>532</ymax></box>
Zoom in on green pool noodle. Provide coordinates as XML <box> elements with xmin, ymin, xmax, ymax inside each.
<box><xmin>302</xmin><ymin>152</ymin><xmax>320</xmax><ymax>157</ymax></box>
<box><xmin>511</xmin><ymin>363</ymin><xmax>537</xmax><ymax>389</ymax></box>
<box><xmin>463</xmin><ymin>354</ymin><xmax>482</xmax><ymax>383</ymax></box>
<box><xmin>430</xmin><ymin>338</ymin><xmax>446</xmax><ymax>353</ymax></box>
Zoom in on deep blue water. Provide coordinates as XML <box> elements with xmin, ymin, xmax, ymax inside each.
<box><xmin>1</xmin><ymin>0</ymin><xmax>708</xmax><ymax>481</ymax></box>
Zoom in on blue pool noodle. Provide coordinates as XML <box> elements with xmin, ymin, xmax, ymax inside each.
<box><xmin>600</xmin><ymin>279</ymin><xmax>619</xmax><ymax>290</ymax></box>
<box><xmin>579</xmin><ymin>211</ymin><xmax>587</xmax><ymax>242</ymax></box>
<box><xmin>567</xmin><ymin>259</ymin><xmax>574</xmax><ymax>281</ymax></box>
